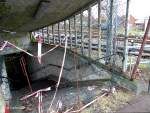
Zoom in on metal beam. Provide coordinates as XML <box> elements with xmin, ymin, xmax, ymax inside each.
<box><xmin>131</xmin><ymin>17</ymin><xmax>150</xmax><ymax>80</ymax></box>
<box><xmin>109</xmin><ymin>0</ymin><xmax>114</xmax><ymax>64</ymax></box>
<box><xmin>64</xmin><ymin>20</ymin><xmax>67</xmax><ymax>46</ymax></box>
<box><xmin>105</xmin><ymin>0</ymin><xmax>114</xmax><ymax>64</ymax></box>
<box><xmin>46</xmin><ymin>27</ymin><xmax>50</xmax><ymax>44</ymax></box>
<box><xmin>69</xmin><ymin>19</ymin><xmax>72</xmax><ymax>49</ymax></box>
<box><xmin>49</xmin><ymin>26</ymin><xmax>52</xmax><ymax>44</ymax></box>
<box><xmin>42</xmin><ymin>28</ymin><xmax>44</xmax><ymax>42</ymax></box>
<box><xmin>98</xmin><ymin>0</ymin><xmax>102</xmax><ymax>61</ymax></box>
<box><xmin>80</xmin><ymin>12</ymin><xmax>84</xmax><ymax>55</ymax></box>
<box><xmin>74</xmin><ymin>16</ymin><xmax>77</xmax><ymax>48</ymax></box>
<box><xmin>52</xmin><ymin>25</ymin><xmax>55</xmax><ymax>44</ymax></box>
<box><xmin>58</xmin><ymin>23</ymin><xmax>61</xmax><ymax>45</ymax></box>
<box><xmin>123</xmin><ymin>0</ymin><xmax>130</xmax><ymax>72</ymax></box>
<box><xmin>64</xmin><ymin>21</ymin><xmax>67</xmax><ymax>36</ymax></box>
<box><xmin>88</xmin><ymin>7</ymin><xmax>92</xmax><ymax>58</ymax></box>
<box><xmin>112</xmin><ymin>0</ymin><xmax>117</xmax><ymax>67</ymax></box>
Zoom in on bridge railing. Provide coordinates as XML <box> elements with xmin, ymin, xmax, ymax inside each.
<box><xmin>31</xmin><ymin>0</ymin><xmax>131</xmax><ymax>72</ymax></box>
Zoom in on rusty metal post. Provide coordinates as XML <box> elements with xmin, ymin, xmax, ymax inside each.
<box><xmin>20</xmin><ymin>57</ymin><xmax>33</xmax><ymax>93</ymax></box>
<box><xmin>131</xmin><ymin>17</ymin><xmax>150</xmax><ymax>80</ymax></box>
<box><xmin>88</xmin><ymin>7</ymin><xmax>92</xmax><ymax>58</ymax></box>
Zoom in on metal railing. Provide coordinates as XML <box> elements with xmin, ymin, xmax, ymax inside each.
<box><xmin>31</xmin><ymin>0</ymin><xmax>130</xmax><ymax>71</ymax></box>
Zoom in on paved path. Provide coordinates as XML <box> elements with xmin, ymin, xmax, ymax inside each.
<box><xmin>118</xmin><ymin>95</ymin><xmax>150</xmax><ymax>112</ymax></box>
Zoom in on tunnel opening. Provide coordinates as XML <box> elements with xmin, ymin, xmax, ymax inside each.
<box><xmin>2</xmin><ymin>46</ymin><xmax>137</xmax><ymax>113</ymax></box>
<box><xmin>5</xmin><ymin>52</ymin><xmax>57</xmax><ymax>91</ymax></box>
<box><xmin>4</xmin><ymin>52</ymin><xmax>30</xmax><ymax>90</ymax></box>
<box><xmin>4</xmin><ymin>52</ymin><xmax>58</xmax><ymax>91</ymax></box>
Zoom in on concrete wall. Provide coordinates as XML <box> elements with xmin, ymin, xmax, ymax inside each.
<box><xmin>0</xmin><ymin>0</ymin><xmax>96</xmax><ymax>32</ymax></box>
<box><xmin>26</xmin><ymin>43</ymin><xmax>140</xmax><ymax>94</ymax></box>
<box><xmin>0</xmin><ymin>56</ymin><xmax>11</xmax><ymax>101</ymax></box>
<box><xmin>0</xmin><ymin>33</ymin><xmax>30</xmax><ymax>55</ymax></box>
<box><xmin>27</xmin><ymin>43</ymin><xmax>111</xmax><ymax>82</ymax></box>
<box><xmin>0</xmin><ymin>87</ymin><xmax>5</xmax><ymax>113</ymax></box>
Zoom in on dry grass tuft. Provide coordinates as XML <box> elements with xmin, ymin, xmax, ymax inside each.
<box><xmin>81</xmin><ymin>89</ymin><xmax>134</xmax><ymax>113</ymax></box>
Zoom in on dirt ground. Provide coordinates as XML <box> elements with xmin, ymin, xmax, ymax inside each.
<box><xmin>8</xmin><ymin>63</ymin><xmax>150</xmax><ymax>113</ymax></box>
<box><xmin>118</xmin><ymin>94</ymin><xmax>150</xmax><ymax>112</ymax></box>
<box><xmin>81</xmin><ymin>88</ymin><xmax>135</xmax><ymax>113</ymax></box>
<box><xmin>81</xmin><ymin>63</ymin><xmax>150</xmax><ymax>113</ymax></box>
<box><xmin>9</xmin><ymin>79</ymin><xmax>136</xmax><ymax>113</ymax></box>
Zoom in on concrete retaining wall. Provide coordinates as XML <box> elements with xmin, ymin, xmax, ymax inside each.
<box><xmin>0</xmin><ymin>33</ymin><xmax>30</xmax><ymax>55</ymax></box>
<box><xmin>27</xmin><ymin>43</ymin><xmax>111</xmax><ymax>82</ymax></box>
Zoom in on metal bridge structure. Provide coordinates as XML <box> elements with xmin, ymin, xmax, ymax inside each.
<box><xmin>30</xmin><ymin>0</ymin><xmax>130</xmax><ymax>72</ymax></box>
<box><xmin>1</xmin><ymin>1</ymin><xmax>150</xmax><ymax>111</ymax></box>
<box><xmin>2</xmin><ymin>0</ymin><xmax>149</xmax><ymax>88</ymax></box>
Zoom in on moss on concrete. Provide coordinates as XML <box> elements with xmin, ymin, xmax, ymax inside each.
<box><xmin>0</xmin><ymin>4</ymin><xmax>37</xmax><ymax>31</ymax></box>
<box><xmin>0</xmin><ymin>0</ymin><xmax>96</xmax><ymax>32</ymax></box>
<box><xmin>0</xmin><ymin>2</ymin><xmax>11</xmax><ymax>16</ymax></box>
<box><xmin>0</xmin><ymin>32</ymin><xmax>31</xmax><ymax>55</ymax></box>
<box><xmin>67</xmin><ymin>50</ymin><xmax>137</xmax><ymax>93</ymax></box>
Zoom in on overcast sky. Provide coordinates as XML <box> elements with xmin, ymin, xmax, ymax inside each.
<box><xmin>130</xmin><ymin>0</ymin><xmax>150</xmax><ymax>19</ymax></box>
<box><xmin>84</xmin><ymin>0</ymin><xmax>149</xmax><ymax>19</ymax></box>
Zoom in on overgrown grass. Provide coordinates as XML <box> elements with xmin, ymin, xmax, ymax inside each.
<box><xmin>81</xmin><ymin>90</ymin><xmax>134</xmax><ymax>113</ymax></box>
<box><xmin>117</xmin><ymin>28</ymin><xmax>144</xmax><ymax>37</ymax></box>
<box><xmin>139</xmin><ymin>64</ymin><xmax>149</xmax><ymax>69</ymax></box>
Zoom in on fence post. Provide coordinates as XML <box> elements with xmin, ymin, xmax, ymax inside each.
<box><xmin>58</xmin><ymin>23</ymin><xmax>61</xmax><ymax>45</ymax></box>
<box><xmin>98</xmin><ymin>0</ymin><xmax>102</xmax><ymax>62</ymax></box>
<box><xmin>80</xmin><ymin>12</ymin><xmax>84</xmax><ymax>55</ymax></box>
<box><xmin>105</xmin><ymin>0</ymin><xmax>114</xmax><ymax>64</ymax></box>
<box><xmin>88</xmin><ymin>6</ymin><xmax>92</xmax><ymax>58</ymax></box>
<box><xmin>52</xmin><ymin>25</ymin><xmax>55</xmax><ymax>44</ymax></box>
<box><xmin>74</xmin><ymin>16</ymin><xmax>77</xmax><ymax>48</ymax></box>
<box><xmin>69</xmin><ymin>19</ymin><xmax>72</xmax><ymax>49</ymax></box>
<box><xmin>123</xmin><ymin>0</ymin><xmax>130</xmax><ymax>72</ymax></box>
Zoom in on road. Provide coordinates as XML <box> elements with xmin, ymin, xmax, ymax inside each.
<box><xmin>118</xmin><ymin>94</ymin><xmax>150</xmax><ymax>112</ymax></box>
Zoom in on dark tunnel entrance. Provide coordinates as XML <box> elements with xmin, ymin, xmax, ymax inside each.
<box><xmin>4</xmin><ymin>52</ymin><xmax>30</xmax><ymax>90</ymax></box>
<box><xmin>4</xmin><ymin>52</ymin><xmax>58</xmax><ymax>91</ymax></box>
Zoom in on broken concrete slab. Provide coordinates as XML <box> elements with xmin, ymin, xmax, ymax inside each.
<box><xmin>26</xmin><ymin>43</ymin><xmax>112</xmax><ymax>82</ymax></box>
